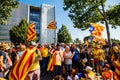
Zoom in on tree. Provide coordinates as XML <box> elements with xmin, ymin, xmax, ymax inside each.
<box><xmin>107</xmin><ymin>3</ymin><xmax>120</xmax><ymax>28</ymax></box>
<box><xmin>63</xmin><ymin>0</ymin><xmax>120</xmax><ymax>46</ymax></box>
<box><xmin>111</xmin><ymin>38</ymin><xmax>120</xmax><ymax>43</ymax></box>
<box><xmin>0</xmin><ymin>0</ymin><xmax>19</xmax><ymax>24</ymax></box>
<box><xmin>9</xmin><ymin>18</ymin><xmax>28</xmax><ymax>44</ymax></box>
<box><xmin>83</xmin><ymin>35</ymin><xmax>93</xmax><ymax>42</ymax></box>
<box><xmin>74</xmin><ymin>38</ymin><xmax>81</xmax><ymax>43</ymax></box>
<box><xmin>57</xmin><ymin>24</ymin><xmax>72</xmax><ymax>43</ymax></box>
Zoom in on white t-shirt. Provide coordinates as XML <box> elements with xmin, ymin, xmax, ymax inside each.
<box><xmin>67</xmin><ymin>75</ymin><xmax>79</xmax><ymax>80</ymax></box>
<box><xmin>64</xmin><ymin>51</ymin><xmax>72</xmax><ymax>64</ymax></box>
<box><xmin>17</xmin><ymin>50</ymin><xmax>25</xmax><ymax>58</ymax></box>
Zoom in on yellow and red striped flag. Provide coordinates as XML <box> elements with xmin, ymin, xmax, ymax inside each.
<box><xmin>47</xmin><ymin>21</ymin><xmax>57</xmax><ymax>30</ymax></box>
<box><xmin>114</xmin><ymin>60</ymin><xmax>120</xmax><ymax>80</ymax></box>
<box><xmin>9</xmin><ymin>48</ymin><xmax>36</xmax><ymax>80</ymax></box>
<box><xmin>27</xmin><ymin>23</ymin><xmax>36</xmax><ymax>41</ymax></box>
<box><xmin>47</xmin><ymin>57</ymin><xmax>54</xmax><ymax>71</ymax></box>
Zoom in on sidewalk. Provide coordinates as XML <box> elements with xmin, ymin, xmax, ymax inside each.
<box><xmin>40</xmin><ymin>71</ymin><xmax>54</xmax><ymax>80</ymax></box>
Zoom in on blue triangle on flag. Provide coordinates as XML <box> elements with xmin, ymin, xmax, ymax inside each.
<box><xmin>89</xmin><ymin>25</ymin><xmax>94</xmax><ymax>33</ymax></box>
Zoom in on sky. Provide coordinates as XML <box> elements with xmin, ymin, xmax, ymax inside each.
<box><xmin>19</xmin><ymin>0</ymin><xmax>120</xmax><ymax>41</ymax></box>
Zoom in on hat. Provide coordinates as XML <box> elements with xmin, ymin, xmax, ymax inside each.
<box><xmin>30</xmin><ymin>41</ymin><xmax>37</xmax><ymax>46</ymax></box>
<box><xmin>85</xmin><ymin>66</ymin><xmax>93</xmax><ymax>71</ymax></box>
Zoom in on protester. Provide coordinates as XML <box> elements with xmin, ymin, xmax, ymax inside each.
<box><xmin>84</xmin><ymin>66</ymin><xmax>97</xmax><ymax>80</ymax></box>
<box><xmin>71</xmin><ymin>44</ymin><xmax>79</xmax><ymax>72</ymax></box>
<box><xmin>2</xmin><ymin>41</ymin><xmax>120</xmax><ymax>80</ymax></box>
<box><xmin>102</xmin><ymin>64</ymin><xmax>113</xmax><ymax>80</ymax></box>
<box><xmin>25</xmin><ymin>41</ymin><xmax>42</xmax><ymax>80</ymax></box>
<box><xmin>52</xmin><ymin>75</ymin><xmax>64</xmax><ymax>80</ymax></box>
<box><xmin>0</xmin><ymin>44</ymin><xmax>6</xmax><ymax>78</ymax></box>
<box><xmin>52</xmin><ymin>43</ymin><xmax>64</xmax><ymax>78</ymax></box>
<box><xmin>41</xmin><ymin>44</ymin><xmax>49</xmax><ymax>76</ymax></box>
<box><xmin>10</xmin><ymin>43</ymin><xmax>20</xmax><ymax>65</ymax></box>
<box><xmin>92</xmin><ymin>45</ymin><xmax>101</xmax><ymax>75</ymax></box>
<box><xmin>63</xmin><ymin>46</ymin><xmax>73</xmax><ymax>76</ymax></box>
<box><xmin>67</xmin><ymin>68</ymin><xmax>79</xmax><ymax>80</ymax></box>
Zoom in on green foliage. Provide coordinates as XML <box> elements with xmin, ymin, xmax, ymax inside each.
<box><xmin>107</xmin><ymin>3</ymin><xmax>120</xmax><ymax>28</ymax></box>
<box><xmin>63</xmin><ymin>0</ymin><xmax>107</xmax><ymax>30</ymax></box>
<box><xmin>0</xmin><ymin>0</ymin><xmax>19</xmax><ymax>24</ymax></box>
<box><xmin>111</xmin><ymin>38</ymin><xmax>120</xmax><ymax>43</ymax></box>
<box><xmin>9</xmin><ymin>18</ymin><xmax>28</xmax><ymax>44</ymax></box>
<box><xmin>63</xmin><ymin>0</ymin><xmax>120</xmax><ymax>29</ymax></box>
<box><xmin>83</xmin><ymin>35</ymin><xmax>93</xmax><ymax>42</ymax></box>
<box><xmin>74</xmin><ymin>38</ymin><xmax>81</xmax><ymax>43</ymax></box>
<box><xmin>57</xmin><ymin>24</ymin><xmax>72</xmax><ymax>43</ymax></box>
<box><xmin>63</xmin><ymin>0</ymin><xmax>120</xmax><ymax>46</ymax></box>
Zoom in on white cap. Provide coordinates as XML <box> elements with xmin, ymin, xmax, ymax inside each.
<box><xmin>85</xmin><ymin>66</ymin><xmax>93</xmax><ymax>71</ymax></box>
<box><xmin>83</xmin><ymin>58</ymin><xmax>88</xmax><ymax>63</ymax></box>
<box><xmin>31</xmin><ymin>41</ymin><xmax>36</xmax><ymax>46</ymax></box>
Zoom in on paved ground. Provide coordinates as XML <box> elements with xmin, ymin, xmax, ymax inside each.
<box><xmin>40</xmin><ymin>72</ymin><xmax>54</xmax><ymax>80</ymax></box>
<box><xmin>40</xmin><ymin>71</ymin><xmax>67</xmax><ymax>80</ymax></box>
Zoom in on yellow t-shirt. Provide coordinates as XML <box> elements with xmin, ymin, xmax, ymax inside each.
<box><xmin>99</xmin><ymin>49</ymin><xmax>105</xmax><ymax>61</ymax></box>
<box><xmin>93</xmin><ymin>49</ymin><xmax>100</xmax><ymax>58</ymax></box>
<box><xmin>30</xmin><ymin>49</ymin><xmax>41</xmax><ymax>71</ymax></box>
<box><xmin>41</xmin><ymin>48</ymin><xmax>48</xmax><ymax>57</ymax></box>
<box><xmin>88</xmin><ymin>71</ymin><xmax>96</xmax><ymax>80</ymax></box>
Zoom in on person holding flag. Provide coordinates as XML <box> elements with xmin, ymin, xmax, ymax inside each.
<box><xmin>25</xmin><ymin>41</ymin><xmax>42</xmax><ymax>80</ymax></box>
<box><xmin>9</xmin><ymin>41</ymin><xmax>42</xmax><ymax>80</ymax></box>
<box><xmin>9</xmin><ymin>23</ymin><xmax>42</xmax><ymax>80</ymax></box>
<box><xmin>52</xmin><ymin>43</ymin><xmax>64</xmax><ymax>78</ymax></box>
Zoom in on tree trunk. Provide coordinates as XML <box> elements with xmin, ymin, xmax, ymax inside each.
<box><xmin>101</xmin><ymin>0</ymin><xmax>111</xmax><ymax>47</ymax></box>
<box><xmin>105</xmin><ymin>19</ymin><xmax>111</xmax><ymax>47</ymax></box>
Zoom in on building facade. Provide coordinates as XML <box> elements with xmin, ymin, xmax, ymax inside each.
<box><xmin>0</xmin><ymin>3</ymin><xmax>56</xmax><ymax>44</ymax></box>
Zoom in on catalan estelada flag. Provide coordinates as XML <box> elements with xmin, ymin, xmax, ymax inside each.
<box><xmin>47</xmin><ymin>21</ymin><xmax>57</xmax><ymax>30</ymax></box>
<box><xmin>9</xmin><ymin>48</ymin><xmax>36</xmax><ymax>80</ymax></box>
<box><xmin>27</xmin><ymin>23</ymin><xmax>36</xmax><ymax>41</ymax></box>
<box><xmin>89</xmin><ymin>23</ymin><xmax>106</xmax><ymax>44</ymax></box>
<box><xmin>90</xmin><ymin>23</ymin><xmax>104</xmax><ymax>37</ymax></box>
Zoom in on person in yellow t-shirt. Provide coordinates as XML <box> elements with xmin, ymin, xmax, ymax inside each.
<box><xmin>98</xmin><ymin>46</ymin><xmax>105</xmax><ymax>75</ymax></box>
<box><xmin>93</xmin><ymin>45</ymin><xmax>101</xmax><ymax>75</ymax></box>
<box><xmin>84</xmin><ymin>66</ymin><xmax>97</xmax><ymax>80</ymax></box>
<box><xmin>53</xmin><ymin>44</ymin><xmax>64</xmax><ymax>77</ymax></box>
<box><xmin>40</xmin><ymin>44</ymin><xmax>49</xmax><ymax>76</ymax></box>
<box><xmin>25</xmin><ymin>42</ymin><xmax>42</xmax><ymax>80</ymax></box>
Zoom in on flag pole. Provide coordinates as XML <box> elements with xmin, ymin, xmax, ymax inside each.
<box><xmin>54</xmin><ymin>5</ymin><xmax>57</xmax><ymax>44</ymax></box>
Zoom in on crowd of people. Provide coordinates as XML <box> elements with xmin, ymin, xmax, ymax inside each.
<box><xmin>0</xmin><ymin>41</ymin><xmax>120</xmax><ymax>80</ymax></box>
